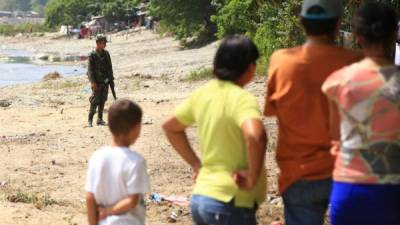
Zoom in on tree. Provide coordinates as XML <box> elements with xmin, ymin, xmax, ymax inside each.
<box><xmin>31</xmin><ymin>0</ymin><xmax>49</xmax><ymax>13</ymax></box>
<box><xmin>0</xmin><ymin>0</ymin><xmax>48</xmax><ymax>12</ymax></box>
<box><xmin>44</xmin><ymin>0</ymin><xmax>140</xmax><ymax>27</ymax></box>
<box><xmin>0</xmin><ymin>0</ymin><xmax>31</xmax><ymax>11</ymax></box>
<box><xmin>149</xmin><ymin>0</ymin><xmax>218</xmax><ymax>40</ymax></box>
<box><xmin>45</xmin><ymin>0</ymin><xmax>90</xmax><ymax>27</ymax></box>
<box><xmin>211</xmin><ymin>0</ymin><xmax>263</xmax><ymax>38</ymax></box>
<box><xmin>148</xmin><ymin>0</ymin><xmax>399</xmax><ymax>59</ymax></box>
<box><xmin>102</xmin><ymin>0</ymin><xmax>140</xmax><ymax>21</ymax></box>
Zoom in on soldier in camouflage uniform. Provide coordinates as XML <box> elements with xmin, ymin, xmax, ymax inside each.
<box><xmin>87</xmin><ymin>34</ymin><xmax>114</xmax><ymax>127</ymax></box>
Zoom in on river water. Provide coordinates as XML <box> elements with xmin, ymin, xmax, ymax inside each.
<box><xmin>0</xmin><ymin>48</ymin><xmax>86</xmax><ymax>87</ymax></box>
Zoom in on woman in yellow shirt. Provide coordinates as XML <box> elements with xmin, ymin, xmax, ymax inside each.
<box><xmin>163</xmin><ymin>35</ymin><xmax>267</xmax><ymax>225</ymax></box>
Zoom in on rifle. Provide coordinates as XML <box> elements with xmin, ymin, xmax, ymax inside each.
<box><xmin>105</xmin><ymin>78</ymin><xmax>117</xmax><ymax>100</ymax></box>
<box><xmin>110</xmin><ymin>80</ymin><xmax>117</xmax><ymax>100</ymax></box>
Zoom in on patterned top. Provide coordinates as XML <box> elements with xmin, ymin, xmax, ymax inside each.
<box><xmin>322</xmin><ymin>61</ymin><xmax>400</xmax><ymax>184</ymax></box>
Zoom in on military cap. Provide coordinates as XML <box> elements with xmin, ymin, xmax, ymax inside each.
<box><xmin>96</xmin><ymin>34</ymin><xmax>108</xmax><ymax>42</ymax></box>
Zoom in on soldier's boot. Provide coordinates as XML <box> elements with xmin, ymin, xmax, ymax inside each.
<box><xmin>88</xmin><ymin>104</ymin><xmax>96</xmax><ymax>127</ymax></box>
<box><xmin>88</xmin><ymin>113</ymin><xmax>94</xmax><ymax>127</ymax></box>
<box><xmin>97</xmin><ymin>104</ymin><xmax>106</xmax><ymax>126</ymax></box>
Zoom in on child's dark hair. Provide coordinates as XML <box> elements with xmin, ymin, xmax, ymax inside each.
<box><xmin>352</xmin><ymin>2</ymin><xmax>398</xmax><ymax>45</ymax></box>
<box><xmin>301</xmin><ymin>6</ymin><xmax>339</xmax><ymax>36</ymax></box>
<box><xmin>108</xmin><ymin>99</ymin><xmax>142</xmax><ymax>136</ymax></box>
<box><xmin>213</xmin><ymin>35</ymin><xmax>259</xmax><ymax>82</ymax></box>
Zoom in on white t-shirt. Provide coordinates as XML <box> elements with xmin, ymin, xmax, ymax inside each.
<box><xmin>85</xmin><ymin>146</ymin><xmax>150</xmax><ymax>225</ymax></box>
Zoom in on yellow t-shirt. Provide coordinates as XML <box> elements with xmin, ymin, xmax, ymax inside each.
<box><xmin>175</xmin><ymin>79</ymin><xmax>266</xmax><ymax>208</ymax></box>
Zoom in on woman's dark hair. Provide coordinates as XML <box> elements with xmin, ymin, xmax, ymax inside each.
<box><xmin>108</xmin><ymin>99</ymin><xmax>142</xmax><ymax>136</ymax></box>
<box><xmin>213</xmin><ymin>35</ymin><xmax>259</xmax><ymax>81</ymax></box>
<box><xmin>352</xmin><ymin>2</ymin><xmax>398</xmax><ymax>45</ymax></box>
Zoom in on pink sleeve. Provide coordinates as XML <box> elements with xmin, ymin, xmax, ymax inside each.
<box><xmin>322</xmin><ymin>69</ymin><xmax>345</xmax><ymax>102</ymax></box>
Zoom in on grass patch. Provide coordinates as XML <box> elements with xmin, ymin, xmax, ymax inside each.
<box><xmin>63</xmin><ymin>216</ymin><xmax>78</xmax><ymax>225</ymax></box>
<box><xmin>256</xmin><ymin>58</ymin><xmax>269</xmax><ymax>77</ymax></box>
<box><xmin>42</xmin><ymin>80</ymin><xmax>82</xmax><ymax>90</ymax></box>
<box><xmin>185</xmin><ymin>62</ymin><xmax>267</xmax><ymax>82</ymax></box>
<box><xmin>7</xmin><ymin>191</ymin><xmax>59</xmax><ymax>209</ymax></box>
<box><xmin>130</xmin><ymin>79</ymin><xmax>141</xmax><ymax>91</ymax></box>
<box><xmin>0</xmin><ymin>23</ymin><xmax>55</xmax><ymax>36</ymax></box>
<box><xmin>185</xmin><ymin>67</ymin><xmax>213</xmax><ymax>81</ymax></box>
<box><xmin>48</xmin><ymin>98</ymin><xmax>65</xmax><ymax>107</ymax></box>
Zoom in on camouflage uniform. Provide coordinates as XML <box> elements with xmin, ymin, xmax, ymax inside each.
<box><xmin>87</xmin><ymin>48</ymin><xmax>114</xmax><ymax>125</ymax></box>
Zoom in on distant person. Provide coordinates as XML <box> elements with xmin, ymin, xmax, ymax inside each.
<box><xmin>263</xmin><ymin>0</ymin><xmax>363</xmax><ymax>225</ymax></box>
<box><xmin>322</xmin><ymin>2</ymin><xmax>400</xmax><ymax>225</ymax></box>
<box><xmin>163</xmin><ymin>35</ymin><xmax>267</xmax><ymax>225</ymax></box>
<box><xmin>87</xmin><ymin>34</ymin><xmax>115</xmax><ymax>127</ymax></box>
<box><xmin>80</xmin><ymin>25</ymin><xmax>90</xmax><ymax>39</ymax></box>
<box><xmin>86</xmin><ymin>99</ymin><xmax>150</xmax><ymax>225</ymax></box>
<box><xmin>395</xmin><ymin>21</ymin><xmax>400</xmax><ymax>65</ymax></box>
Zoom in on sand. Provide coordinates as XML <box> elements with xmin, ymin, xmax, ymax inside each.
<box><xmin>0</xmin><ymin>30</ymin><xmax>284</xmax><ymax>225</ymax></box>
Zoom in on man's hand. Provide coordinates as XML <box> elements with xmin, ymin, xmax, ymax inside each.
<box><xmin>97</xmin><ymin>207</ymin><xmax>108</xmax><ymax>221</ymax></box>
<box><xmin>91</xmin><ymin>82</ymin><xmax>97</xmax><ymax>91</ymax></box>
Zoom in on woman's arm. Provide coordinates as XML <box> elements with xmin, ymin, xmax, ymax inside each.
<box><xmin>162</xmin><ymin>116</ymin><xmax>201</xmax><ymax>180</ymax></box>
<box><xmin>328</xmin><ymin>100</ymin><xmax>340</xmax><ymax>141</ymax></box>
<box><xmin>234</xmin><ymin>118</ymin><xmax>267</xmax><ymax>189</ymax></box>
<box><xmin>328</xmin><ymin>100</ymin><xmax>341</xmax><ymax>156</ymax></box>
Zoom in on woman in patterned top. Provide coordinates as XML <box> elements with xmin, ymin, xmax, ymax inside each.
<box><xmin>322</xmin><ymin>2</ymin><xmax>400</xmax><ymax>225</ymax></box>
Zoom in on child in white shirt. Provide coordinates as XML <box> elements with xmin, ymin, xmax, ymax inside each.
<box><xmin>85</xmin><ymin>99</ymin><xmax>150</xmax><ymax>225</ymax></box>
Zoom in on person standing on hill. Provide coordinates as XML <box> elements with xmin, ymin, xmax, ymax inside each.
<box><xmin>87</xmin><ymin>34</ymin><xmax>114</xmax><ymax>127</ymax></box>
<box><xmin>263</xmin><ymin>0</ymin><xmax>363</xmax><ymax>225</ymax></box>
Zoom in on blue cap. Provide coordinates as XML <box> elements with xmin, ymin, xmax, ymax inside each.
<box><xmin>301</xmin><ymin>0</ymin><xmax>343</xmax><ymax>19</ymax></box>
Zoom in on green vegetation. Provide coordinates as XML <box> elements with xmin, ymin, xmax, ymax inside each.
<box><xmin>148</xmin><ymin>0</ymin><xmax>217</xmax><ymax>42</ymax></box>
<box><xmin>0</xmin><ymin>0</ymin><xmax>48</xmax><ymax>13</ymax></box>
<box><xmin>40</xmin><ymin>0</ymin><xmax>400</xmax><ymax>62</ymax></box>
<box><xmin>256</xmin><ymin>59</ymin><xmax>268</xmax><ymax>76</ymax></box>
<box><xmin>185</xmin><ymin>62</ymin><xmax>268</xmax><ymax>81</ymax></box>
<box><xmin>7</xmin><ymin>191</ymin><xmax>59</xmax><ymax>209</ymax></box>
<box><xmin>44</xmin><ymin>0</ymin><xmax>141</xmax><ymax>27</ymax></box>
<box><xmin>150</xmin><ymin>0</ymin><xmax>400</xmax><ymax>62</ymax></box>
<box><xmin>0</xmin><ymin>23</ymin><xmax>55</xmax><ymax>35</ymax></box>
<box><xmin>185</xmin><ymin>67</ymin><xmax>214</xmax><ymax>81</ymax></box>
<box><xmin>41</xmin><ymin>79</ymin><xmax>83</xmax><ymax>90</ymax></box>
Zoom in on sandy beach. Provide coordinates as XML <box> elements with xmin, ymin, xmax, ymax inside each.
<box><xmin>0</xmin><ymin>30</ymin><xmax>284</xmax><ymax>225</ymax></box>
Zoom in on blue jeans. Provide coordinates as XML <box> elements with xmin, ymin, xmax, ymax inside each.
<box><xmin>190</xmin><ymin>195</ymin><xmax>257</xmax><ymax>225</ymax></box>
<box><xmin>282</xmin><ymin>178</ymin><xmax>332</xmax><ymax>225</ymax></box>
<box><xmin>330</xmin><ymin>181</ymin><xmax>400</xmax><ymax>225</ymax></box>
